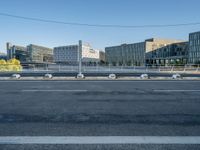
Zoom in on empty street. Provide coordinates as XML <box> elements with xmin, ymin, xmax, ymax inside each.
<box><xmin>0</xmin><ymin>80</ymin><xmax>200</xmax><ymax>149</ymax></box>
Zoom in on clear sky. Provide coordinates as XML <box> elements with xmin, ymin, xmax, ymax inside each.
<box><xmin>0</xmin><ymin>0</ymin><xmax>200</xmax><ymax>53</ymax></box>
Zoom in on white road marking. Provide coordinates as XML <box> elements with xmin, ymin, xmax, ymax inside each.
<box><xmin>0</xmin><ymin>136</ymin><xmax>200</xmax><ymax>144</ymax></box>
<box><xmin>154</xmin><ymin>90</ymin><xmax>200</xmax><ymax>92</ymax></box>
<box><xmin>0</xmin><ymin>80</ymin><xmax>199</xmax><ymax>83</ymax></box>
<box><xmin>22</xmin><ymin>90</ymin><xmax>88</xmax><ymax>92</ymax></box>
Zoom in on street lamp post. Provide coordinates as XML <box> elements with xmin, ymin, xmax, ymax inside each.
<box><xmin>77</xmin><ymin>40</ymin><xmax>84</xmax><ymax>78</ymax></box>
<box><xmin>78</xmin><ymin>40</ymin><xmax>82</xmax><ymax>74</ymax></box>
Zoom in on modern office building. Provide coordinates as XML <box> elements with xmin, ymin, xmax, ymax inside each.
<box><xmin>6</xmin><ymin>42</ymin><xmax>53</xmax><ymax>63</ymax></box>
<box><xmin>105</xmin><ymin>38</ymin><xmax>183</xmax><ymax>66</ymax></box>
<box><xmin>82</xmin><ymin>43</ymin><xmax>100</xmax><ymax>63</ymax></box>
<box><xmin>54</xmin><ymin>44</ymin><xmax>78</xmax><ymax>64</ymax></box>
<box><xmin>6</xmin><ymin>42</ymin><xmax>28</xmax><ymax>63</ymax></box>
<box><xmin>0</xmin><ymin>52</ymin><xmax>7</xmax><ymax>60</ymax></box>
<box><xmin>99</xmin><ymin>51</ymin><xmax>106</xmax><ymax>63</ymax></box>
<box><xmin>27</xmin><ymin>44</ymin><xmax>53</xmax><ymax>63</ymax></box>
<box><xmin>54</xmin><ymin>42</ymin><xmax>103</xmax><ymax>64</ymax></box>
<box><xmin>188</xmin><ymin>31</ymin><xmax>200</xmax><ymax>64</ymax></box>
<box><xmin>146</xmin><ymin>42</ymin><xmax>188</xmax><ymax>65</ymax></box>
<box><xmin>105</xmin><ymin>42</ymin><xmax>145</xmax><ymax>66</ymax></box>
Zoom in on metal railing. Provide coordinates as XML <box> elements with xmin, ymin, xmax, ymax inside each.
<box><xmin>0</xmin><ymin>64</ymin><xmax>198</xmax><ymax>73</ymax></box>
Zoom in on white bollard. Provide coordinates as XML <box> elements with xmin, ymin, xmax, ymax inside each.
<box><xmin>140</xmin><ymin>74</ymin><xmax>149</xmax><ymax>79</ymax></box>
<box><xmin>11</xmin><ymin>74</ymin><xmax>21</xmax><ymax>79</ymax></box>
<box><xmin>108</xmin><ymin>74</ymin><xmax>117</xmax><ymax>79</ymax></box>
<box><xmin>172</xmin><ymin>74</ymin><xmax>182</xmax><ymax>79</ymax></box>
<box><xmin>44</xmin><ymin>74</ymin><xmax>53</xmax><ymax>79</ymax></box>
<box><xmin>76</xmin><ymin>73</ymin><xmax>85</xmax><ymax>79</ymax></box>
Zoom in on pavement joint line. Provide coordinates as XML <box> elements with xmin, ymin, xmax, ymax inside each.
<box><xmin>21</xmin><ymin>90</ymin><xmax>88</xmax><ymax>92</ymax></box>
<box><xmin>22</xmin><ymin>89</ymin><xmax>200</xmax><ymax>92</ymax></box>
<box><xmin>153</xmin><ymin>90</ymin><xmax>200</xmax><ymax>92</ymax></box>
<box><xmin>0</xmin><ymin>136</ymin><xmax>200</xmax><ymax>144</ymax></box>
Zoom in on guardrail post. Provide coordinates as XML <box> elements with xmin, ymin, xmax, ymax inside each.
<box><xmin>46</xmin><ymin>63</ymin><xmax>48</xmax><ymax>71</ymax></box>
<box><xmin>96</xmin><ymin>63</ymin><xmax>98</xmax><ymax>72</ymax></box>
<box><xmin>58</xmin><ymin>64</ymin><xmax>61</xmax><ymax>72</ymax></box>
<box><xmin>183</xmin><ymin>65</ymin><xmax>186</xmax><ymax>73</ymax></box>
<box><xmin>171</xmin><ymin>66</ymin><xmax>174</xmax><ymax>73</ymax></box>
<box><xmin>196</xmin><ymin>65</ymin><xmax>199</xmax><ymax>72</ymax></box>
<box><xmin>146</xmin><ymin>66</ymin><xmax>148</xmax><ymax>72</ymax></box>
<box><xmin>84</xmin><ymin>65</ymin><xmax>86</xmax><ymax>72</ymax></box>
<box><xmin>71</xmin><ymin>65</ymin><xmax>74</xmax><ymax>71</ymax></box>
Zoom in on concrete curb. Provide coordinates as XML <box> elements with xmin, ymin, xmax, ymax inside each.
<box><xmin>0</xmin><ymin>77</ymin><xmax>199</xmax><ymax>80</ymax></box>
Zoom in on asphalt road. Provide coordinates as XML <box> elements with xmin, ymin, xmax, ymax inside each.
<box><xmin>0</xmin><ymin>80</ymin><xmax>200</xmax><ymax>150</ymax></box>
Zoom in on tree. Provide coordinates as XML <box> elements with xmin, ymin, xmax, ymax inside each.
<box><xmin>0</xmin><ymin>58</ymin><xmax>22</xmax><ymax>72</ymax></box>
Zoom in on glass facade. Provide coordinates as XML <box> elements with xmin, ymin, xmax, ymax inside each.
<box><xmin>189</xmin><ymin>31</ymin><xmax>200</xmax><ymax>64</ymax></box>
<box><xmin>105</xmin><ymin>42</ymin><xmax>145</xmax><ymax>66</ymax></box>
<box><xmin>146</xmin><ymin>42</ymin><xmax>188</xmax><ymax>65</ymax></box>
<box><xmin>7</xmin><ymin>43</ymin><xmax>53</xmax><ymax>63</ymax></box>
<box><xmin>0</xmin><ymin>53</ymin><xmax>7</xmax><ymax>60</ymax></box>
<box><xmin>6</xmin><ymin>43</ymin><xmax>28</xmax><ymax>63</ymax></box>
<box><xmin>105</xmin><ymin>38</ymin><xmax>186</xmax><ymax>66</ymax></box>
<box><xmin>27</xmin><ymin>44</ymin><xmax>53</xmax><ymax>63</ymax></box>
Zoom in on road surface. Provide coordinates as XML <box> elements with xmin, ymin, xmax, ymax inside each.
<box><xmin>0</xmin><ymin>80</ymin><xmax>200</xmax><ymax>149</ymax></box>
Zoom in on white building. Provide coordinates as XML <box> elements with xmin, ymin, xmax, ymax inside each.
<box><xmin>82</xmin><ymin>43</ymin><xmax>100</xmax><ymax>63</ymax></box>
<box><xmin>54</xmin><ymin>42</ymin><xmax>102</xmax><ymax>64</ymax></box>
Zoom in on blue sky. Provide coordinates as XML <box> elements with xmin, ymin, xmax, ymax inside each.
<box><xmin>0</xmin><ymin>0</ymin><xmax>200</xmax><ymax>53</ymax></box>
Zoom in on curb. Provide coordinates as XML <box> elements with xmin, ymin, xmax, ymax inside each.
<box><xmin>0</xmin><ymin>77</ymin><xmax>200</xmax><ymax>81</ymax></box>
